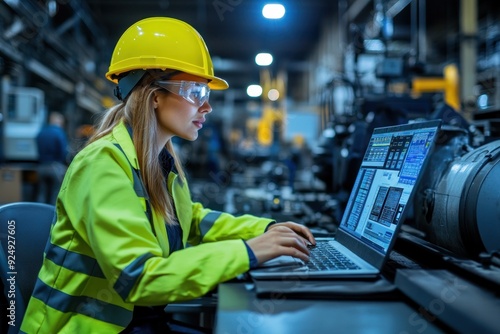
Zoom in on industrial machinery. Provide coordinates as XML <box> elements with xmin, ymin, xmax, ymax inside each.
<box><xmin>413</xmin><ymin>125</ymin><xmax>500</xmax><ymax>258</ymax></box>
<box><xmin>1</xmin><ymin>81</ymin><xmax>45</xmax><ymax>162</ymax></box>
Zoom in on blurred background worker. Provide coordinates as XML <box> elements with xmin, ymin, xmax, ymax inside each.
<box><xmin>35</xmin><ymin>111</ymin><xmax>68</xmax><ymax>204</ymax></box>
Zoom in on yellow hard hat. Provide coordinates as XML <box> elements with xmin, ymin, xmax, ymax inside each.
<box><xmin>106</xmin><ymin>17</ymin><xmax>228</xmax><ymax>93</ymax></box>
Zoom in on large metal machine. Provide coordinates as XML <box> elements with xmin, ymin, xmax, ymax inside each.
<box><xmin>413</xmin><ymin>126</ymin><xmax>500</xmax><ymax>257</ymax></box>
<box><xmin>1</xmin><ymin>79</ymin><xmax>45</xmax><ymax>162</ymax></box>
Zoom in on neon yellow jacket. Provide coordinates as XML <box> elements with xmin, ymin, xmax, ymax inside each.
<box><xmin>21</xmin><ymin>122</ymin><xmax>273</xmax><ymax>333</ymax></box>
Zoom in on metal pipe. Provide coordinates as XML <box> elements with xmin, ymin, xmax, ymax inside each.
<box><xmin>418</xmin><ymin>0</ymin><xmax>427</xmax><ymax>63</ymax></box>
<box><xmin>411</xmin><ymin>0</ymin><xmax>418</xmax><ymax>61</ymax></box>
<box><xmin>460</xmin><ymin>0</ymin><xmax>478</xmax><ymax>118</ymax></box>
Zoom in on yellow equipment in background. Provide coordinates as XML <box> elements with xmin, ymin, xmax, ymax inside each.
<box><xmin>256</xmin><ymin>69</ymin><xmax>287</xmax><ymax>146</ymax></box>
<box><xmin>412</xmin><ymin>64</ymin><xmax>460</xmax><ymax>111</ymax></box>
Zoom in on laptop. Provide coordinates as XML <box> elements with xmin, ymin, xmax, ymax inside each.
<box><xmin>250</xmin><ymin>120</ymin><xmax>441</xmax><ymax>280</ymax></box>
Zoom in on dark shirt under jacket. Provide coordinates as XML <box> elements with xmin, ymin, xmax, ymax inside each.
<box><xmin>159</xmin><ymin>148</ymin><xmax>183</xmax><ymax>254</ymax></box>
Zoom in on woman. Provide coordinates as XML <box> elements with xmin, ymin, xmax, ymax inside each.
<box><xmin>21</xmin><ymin>17</ymin><xmax>315</xmax><ymax>333</ymax></box>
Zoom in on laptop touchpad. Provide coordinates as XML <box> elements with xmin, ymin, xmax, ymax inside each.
<box><xmin>259</xmin><ymin>255</ymin><xmax>304</xmax><ymax>268</ymax></box>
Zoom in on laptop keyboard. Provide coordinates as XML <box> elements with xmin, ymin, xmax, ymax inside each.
<box><xmin>307</xmin><ymin>242</ymin><xmax>361</xmax><ymax>271</ymax></box>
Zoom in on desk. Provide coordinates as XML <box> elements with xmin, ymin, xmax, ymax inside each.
<box><xmin>215</xmin><ymin>282</ymin><xmax>447</xmax><ymax>334</ymax></box>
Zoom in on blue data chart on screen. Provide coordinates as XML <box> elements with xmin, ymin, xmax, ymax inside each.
<box><xmin>383</xmin><ymin>135</ymin><xmax>411</xmax><ymax>171</ymax></box>
<box><xmin>364</xmin><ymin>135</ymin><xmax>392</xmax><ymax>166</ymax></box>
<box><xmin>344</xmin><ymin>168</ymin><xmax>376</xmax><ymax>231</ymax></box>
<box><xmin>398</xmin><ymin>131</ymin><xmax>435</xmax><ymax>185</ymax></box>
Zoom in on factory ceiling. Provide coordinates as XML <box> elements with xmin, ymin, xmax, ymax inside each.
<box><xmin>83</xmin><ymin>0</ymin><xmax>500</xmax><ymax>101</ymax></box>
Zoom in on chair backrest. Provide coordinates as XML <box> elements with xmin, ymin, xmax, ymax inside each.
<box><xmin>0</xmin><ymin>202</ymin><xmax>55</xmax><ymax>334</ymax></box>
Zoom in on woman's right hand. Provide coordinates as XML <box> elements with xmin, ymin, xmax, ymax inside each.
<box><xmin>245</xmin><ymin>225</ymin><xmax>311</xmax><ymax>265</ymax></box>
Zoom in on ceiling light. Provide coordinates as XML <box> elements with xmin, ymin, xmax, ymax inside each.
<box><xmin>247</xmin><ymin>85</ymin><xmax>263</xmax><ymax>97</ymax></box>
<box><xmin>262</xmin><ymin>4</ymin><xmax>286</xmax><ymax>19</ymax></box>
<box><xmin>268</xmin><ymin>89</ymin><xmax>280</xmax><ymax>101</ymax></box>
<box><xmin>255</xmin><ymin>53</ymin><xmax>273</xmax><ymax>66</ymax></box>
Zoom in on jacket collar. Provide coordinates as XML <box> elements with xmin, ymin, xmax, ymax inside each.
<box><xmin>111</xmin><ymin>121</ymin><xmax>176</xmax><ymax>175</ymax></box>
<box><xmin>112</xmin><ymin>121</ymin><xmax>140</xmax><ymax>170</ymax></box>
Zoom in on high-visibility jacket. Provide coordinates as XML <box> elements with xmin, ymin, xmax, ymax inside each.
<box><xmin>20</xmin><ymin>122</ymin><xmax>273</xmax><ymax>333</ymax></box>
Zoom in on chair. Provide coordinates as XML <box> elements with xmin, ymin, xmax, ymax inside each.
<box><xmin>0</xmin><ymin>202</ymin><xmax>55</xmax><ymax>334</ymax></box>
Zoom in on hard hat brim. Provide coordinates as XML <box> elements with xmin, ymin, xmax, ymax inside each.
<box><xmin>206</xmin><ymin>76</ymin><xmax>229</xmax><ymax>90</ymax></box>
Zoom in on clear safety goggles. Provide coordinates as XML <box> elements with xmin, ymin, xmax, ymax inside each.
<box><xmin>155</xmin><ymin>80</ymin><xmax>210</xmax><ymax>107</ymax></box>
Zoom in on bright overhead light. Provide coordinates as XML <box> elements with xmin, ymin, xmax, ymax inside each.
<box><xmin>268</xmin><ymin>89</ymin><xmax>280</xmax><ymax>101</ymax></box>
<box><xmin>247</xmin><ymin>85</ymin><xmax>263</xmax><ymax>97</ymax></box>
<box><xmin>262</xmin><ymin>4</ymin><xmax>285</xmax><ymax>19</ymax></box>
<box><xmin>255</xmin><ymin>53</ymin><xmax>273</xmax><ymax>66</ymax></box>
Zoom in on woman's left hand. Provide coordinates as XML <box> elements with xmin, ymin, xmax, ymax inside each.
<box><xmin>267</xmin><ymin>221</ymin><xmax>316</xmax><ymax>246</ymax></box>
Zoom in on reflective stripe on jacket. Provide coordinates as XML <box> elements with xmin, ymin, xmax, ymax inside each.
<box><xmin>20</xmin><ymin>122</ymin><xmax>273</xmax><ymax>333</ymax></box>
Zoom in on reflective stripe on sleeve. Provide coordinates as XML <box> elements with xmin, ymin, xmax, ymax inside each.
<box><xmin>199</xmin><ymin>211</ymin><xmax>222</xmax><ymax>239</ymax></box>
<box><xmin>45</xmin><ymin>242</ymin><xmax>105</xmax><ymax>278</ymax></box>
<box><xmin>114</xmin><ymin>252</ymin><xmax>154</xmax><ymax>300</ymax></box>
<box><xmin>32</xmin><ymin>278</ymin><xmax>131</xmax><ymax>328</ymax></box>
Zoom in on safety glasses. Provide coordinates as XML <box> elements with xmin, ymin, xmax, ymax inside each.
<box><xmin>155</xmin><ymin>80</ymin><xmax>210</xmax><ymax>107</ymax></box>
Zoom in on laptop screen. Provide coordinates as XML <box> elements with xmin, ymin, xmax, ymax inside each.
<box><xmin>339</xmin><ymin>120</ymin><xmax>440</xmax><ymax>255</ymax></box>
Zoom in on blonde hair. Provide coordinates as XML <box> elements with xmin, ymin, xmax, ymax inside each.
<box><xmin>87</xmin><ymin>72</ymin><xmax>185</xmax><ymax>224</ymax></box>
